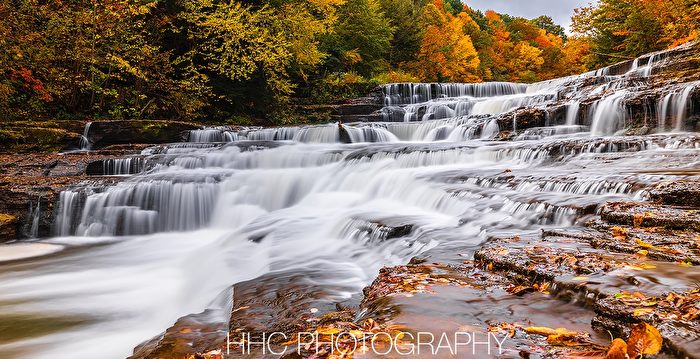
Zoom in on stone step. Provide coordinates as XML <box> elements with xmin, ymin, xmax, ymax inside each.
<box><xmin>601</xmin><ymin>202</ymin><xmax>700</xmax><ymax>231</ymax></box>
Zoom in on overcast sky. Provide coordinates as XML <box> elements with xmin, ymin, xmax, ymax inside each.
<box><xmin>464</xmin><ymin>0</ymin><xmax>593</xmax><ymax>33</ymax></box>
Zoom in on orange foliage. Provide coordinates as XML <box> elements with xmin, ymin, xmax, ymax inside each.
<box><xmin>412</xmin><ymin>0</ymin><xmax>480</xmax><ymax>82</ymax></box>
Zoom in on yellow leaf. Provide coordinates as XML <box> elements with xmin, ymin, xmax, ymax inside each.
<box><xmin>572</xmin><ymin>276</ymin><xmax>589</xmax><ymax>281</ymax></box>
<box><xmin>349</xmin><ymin>330</ymin><xmax>365</xmax><ymax>338</ymax></box>
<box><xmin>626</xmin><ymin>323</ymin><xmax>662</xmax><ymax>357</ymax></box>
<box><xmin>635</xmin><ymin>239</ymin><xmax>654</xmax><ymax>249</ymax></box>
<box><xmin>317</xmin><ymin>327</ymin><xmax>341</xmax><ymax>335</ymax></box>
<box><xmin>525</xmin><ymin>326</ymin><xmax>578</xmax><ymax>337</ymax></box>
<box><xmin>633</xmin><ymin>308</ymin><xmax>655</xmax><ymax>316</ymax></box>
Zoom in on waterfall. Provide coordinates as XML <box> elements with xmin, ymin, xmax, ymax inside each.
<box><xmin>566</xmin><ymin>101</ymin><xmax>580</xmax><ymax>126</ymax></box>
<box><xmin>54</xmin><ymin>191</ymin><xmax>81</xmax><ymax>236</ymax></box>
<box><xmin>589</xmin><ymin>91</ymin><xmax>628</xmax><ymax>135</ymax></box>
<box><xmin>79</xmin><ymin>122</ymin><xmax>92</xmax><ymax>150</ymax></box>
<box><xmin>26</xmin><ymin>198</ymin><xmax>41</xmax><ymax>238</ymax></box>
<box><xmin>657</xmin><ymin>82</ymin><xmax>698</xmax><ymax>131</ymax></box>
<box><xmin>102</xmin><ymin>158</ymin><xmax>145</xmax><ymax>176</ymax></box>
<box><xmin>382</xmin><ymin>82</ymin><xmax>528</xmax><ymax>105</ymax></box>
<box><xmin>480</xmin><ymin>118</ymin><xmax>500</xmax><ymax>139</ymax></box>
<box><xmin>343</xmin><ymin>125</ymin><xmax>400</xmax><ymax>143</ymax></box>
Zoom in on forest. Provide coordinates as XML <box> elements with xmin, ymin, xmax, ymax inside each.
<box><xmin>0</xmin><ymin>0</ymin><xmax>698</xmax><ymax>125</ymax></box>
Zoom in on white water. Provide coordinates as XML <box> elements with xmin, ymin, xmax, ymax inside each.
<box><xmin>79</xmin><ymin>122</ymin><xmax>92</xmax><ymax>150</ymax></box>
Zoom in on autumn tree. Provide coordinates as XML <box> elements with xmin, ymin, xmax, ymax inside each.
<box><xmin>572</xmin><ymin>0</ymin><xmax>699</xmax><ymax>67</ymax></box>
<box><xmin>412</xmin><ymin>0</ymin><xmax>480</xmax><ymax>82</ymax></box>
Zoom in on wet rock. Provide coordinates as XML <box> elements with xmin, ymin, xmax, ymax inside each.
<box><xmin>330</xmin><ymin>96</ymin><xmax>383</xmax><ymax>123</ymax></box>
<box><xmin>649</xmin><ymin>181</ymin><xmax>700</xmax><ymax>207</ymax></box>
<box><xmin>130</xmin><ymin>308</ymin><xmax>229</xmax><ymax>359</ymax></box>
<box><xmin>476</xmin><ymin>232</ymin><xmax>700</xmax><ymax>358</ymax></box>
<box><xmin>86</xmin><ymin>120</ymin><xmax>200</xmax><ymax>149</ymax></box>
<box><xmin>601</xmin><ymin>202</ymin><xmax>700</xmax><ymax>230</ymax></box>
<box><xmin>497</xmin><ymin>108</ymin><xmax>547</xmax><ymax>131</ymax></box>
<box><xmin>0</xmin><ymin>127</ymin><xmax>82</xmax><ymax>153</ymax></box>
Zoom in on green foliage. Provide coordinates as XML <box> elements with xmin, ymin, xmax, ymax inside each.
<box><xmin>378</xmin><ymin>0</ymin><xmax>427</xmax><ymax>66</ymax></box>
<box><xmin>325</xmin><ymin>0</ymin><xmax>395</xmax><ymax>76</ymax></box>
<box><xmin>311</xmin><ymin>72</ymin><xmax>379</xmax><ymax>104</ymax></box>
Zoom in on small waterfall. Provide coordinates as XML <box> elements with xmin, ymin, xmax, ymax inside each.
<box><xmin>293</xmin><ymin>125</ymin><xmax>339</xmax><ymax>143</ymax></box>
<box><xmin>54</xmin><ymin>191</ymin><xmax>81</xmax><ymax>236</ymax></box>
<box><xmin>657</xmin><ymin>83</ymin><xmax>698</xmax><ymax>131</ymax></box>
<box><xmin>480</xmin><ymin>118</ymin><xmax>500</xmax><ymax>139</ymax></box>
<box><xmin>566</xmin><ymin>101</ymin><xmax>580</xmax><ymax>125</ymax></box>
<box><xmin>343</xmin><ymin>125</ymin><xmax>399</xmax><ymax>143</ymax></box>
<box><xmin>589</xmin><ymin>91</ymin><xmax>628</xmax><ymax>135</ymax></box>
<box><xmin>72</xmin><ymin>179</ymin><xmax>219</xmax><ymax>236</ymax></box>
<box><xmin>189</xmin><ymin>127</ymin><xmax>237</xmax><ymax>142</ymax></box>
<box><xmin>79</xmin><ymin>122</ymin><xmax>92</xmax><ymax>150</ymax></box>
<box><xmin>26</xmin><ymin>198</ymin><xmax>41</xmax><ymax>238</ymax></box>
<box><xmin>242</xmin><ymin>127</ymin><xmax>298</xmax><ymax>141</ymax></box>
<box><xmin>382</xmin><ymin>82</ymin><xmax>528</xmax><ymax>105</ymax></box>
<box><xmin>102</xmin><ymin>158</ymin><xmax>146</xmax><ymax>176</ymax></box>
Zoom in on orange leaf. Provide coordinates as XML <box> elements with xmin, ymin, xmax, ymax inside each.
<box><xmin>605</xmin><ymin>338</ymin><xmax>628</xmax><ymax>359</ymax></box>
<box><xmin>626</xmin><ymin>323</ymin><xmax>663</xmax><ymax>358</ymax></box>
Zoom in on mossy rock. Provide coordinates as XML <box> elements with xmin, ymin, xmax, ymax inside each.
<box><xmin>0</xmin><ymin>127</ymin><xmax>81</xmax><ymax>152</ymax></box>
<box><xmin>87</xmin><ymin>120</ymin><xmax>200</xmax><ymax>149</ymax></box>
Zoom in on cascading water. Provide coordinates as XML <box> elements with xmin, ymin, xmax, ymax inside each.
<box><xmin>657</xmin><ymin>82</ymin><xmax>699</xmax><ymax>131</ymax></box>
<box><xmin>1</xmin><ymin>44</ymin><xmax>700</xmax><ymax>359</ymax></box>
<box><xmin>79</xmin><ymin>122</ymin><xmax>92</xmax><ymax>150</ymax></box>
<box><xmin>589</xmin><ymin>91</ymin><xmax>629</xmax><ymax>135</ymax></box>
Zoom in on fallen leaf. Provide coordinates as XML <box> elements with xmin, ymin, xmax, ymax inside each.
<box><xmin>633</xmin><ymin>212</ymin><xmax>654</xmax><ymax>227</ymax></box>
<box><xmin>605</xmin><ymin>338</ymin><xmax>627</xmax><ymax>359</ymax></box>
<box><xmin>572</xmin><ymin>276</ymin><xmax>589</xmax><ymax>281</ymax></box>
<box><xmin>564</xmin><ymin>350</ymin><xmax>606</xmax><ymax>358</ymax></box>
<box><xmin>525</xmin><ymin>326</ymin><xmax>578</xmax><ymax>338</ymax></box>
<box><xmin>626</xmin><ymin>323</ymin><xmax>662</xmax><ymax>358</ymax></box>
<box><xmin>317</xmin><ymin>327</ymin><xmax>341</xmax><ymax>335</ymax></box>
<box><xmin>547</xmin><ymin>334</ymin><xmax>590</xmax><ymax>347</ymax></box>
<box><xmin>633</xmin><ymin>308</ymin><xmax>655</xmax><ymax>317</ymax></box>
<box><xmin>635</xmin><ymin>239</ymin><xmax>654</xmax><ymax>249</ymax></box>
<box><xmin>611</xmin><ymin>227</ymin><xmax>628</xmax><ymax>239</ymax></box>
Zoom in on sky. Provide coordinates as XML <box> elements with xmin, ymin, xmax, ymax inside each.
<box><xmin>464</xmin><ymin>0</ymin><xmax>592</xmax><ymax>33</ymax></box>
